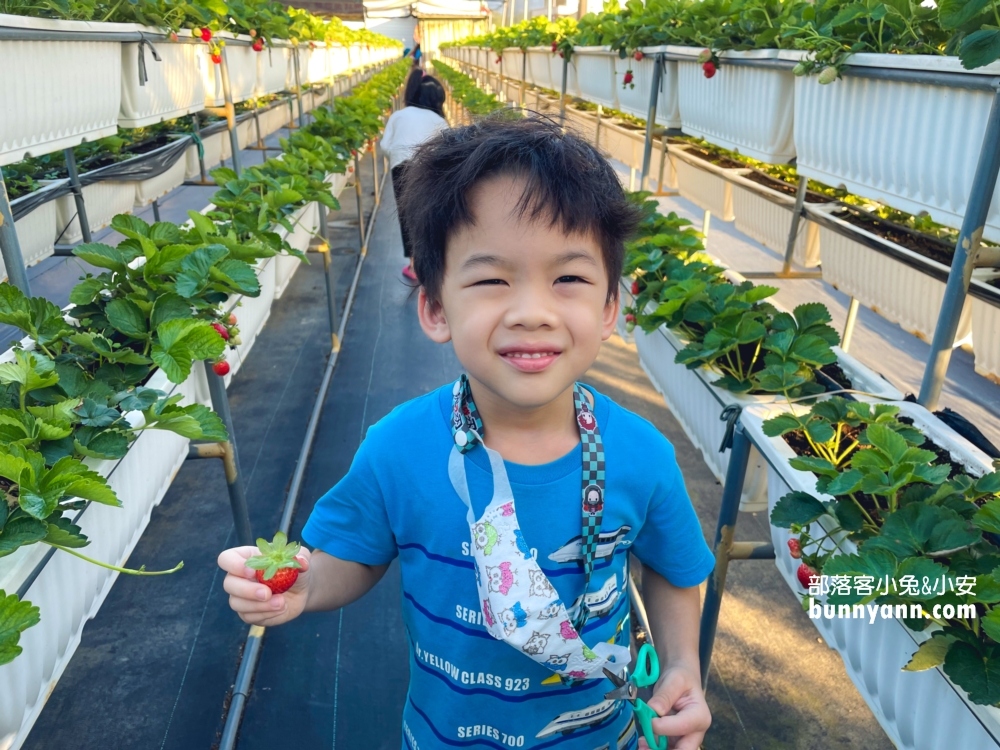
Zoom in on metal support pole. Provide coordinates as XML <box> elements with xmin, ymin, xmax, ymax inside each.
<box><xmin>371</xmin><ymin>145</ymin><xmax>380</xmax><ymax>206</ymax></box>
<box><xmin>252</xmin><ymin>105</ymin><xmax>265</xmax><ymax>151</ymax></box>
<box><xmin>842</xmin><ymin>297</ymin><xmax>861</xmax><ymax>353</ymax></box>
<box><xmin>0</xmin><ymin>171</ymin><xmax>30</xmax><ymax>295</ymax></box>
<box><xmin>702</xmin><ymin>210</ymin><xmax>711</xmax><ymax>244</ymax></box>
<box><xmin>315</xmin><ymin>201</ymin><xmax>340</xmax><ymax>352</ymax></box>
<box><xmin>640</xmin><ymin>54</ymin><xmax>663</xmax><ymax>189</ymax></box>
<box><xmin>191</xmin><ymin>113</ymin><xmax>210</xmax><ymax>184</ymax></box>
<box><xmin>219</xmin><ymin>49</ymin><xmax>242</xmax><ymax>177</ymax></box>
<box><xmin>64</xmin><ymin>147</ymin><xmax>92</xmax><ymax>244</ymax></box>
<box><xmin>203</xmin><ymin>362</ymin><xmax>253</xmax><ymax>546</ymax></box>
<box><xmin>780</xmin><ymin>175</ymin><xmax>809</xmax><ymax>275</ymax></box>
<box><xmin>520</xmin><ymin>52</ymin><xmax>526</xmax><ymax>109</ymax></box>
<box><xmin>918</xmin><ymin>83</ymin><xmax>1000</xmax><ymax>410</ymax></box>
<box><xmin>354</xmin><ymin>153</ymin><xmax>366</xmax><ymax>251</ymax></box>
<box><xmin>699</xmin><ymin>423</ymin><xmax>752</xmax><ymax>690</ymax></box>
<box><xmin>595</xmin><ymin>104</ymin><xmax>603</xmax><ymax>149</ymax></box>
<box><xmin>151</xmin><ymin>199</ymin><xmax>161</xmax><ymax>223</ymax></box>
<box><xmin>293</xmin><ymin>48</ymin><xmax>306</xmax><ymax>129</ymax></box>
<box><xmin>559</xmin><ymin>54</ymin><xmax>568</xmax><ymax>125</ymax></box>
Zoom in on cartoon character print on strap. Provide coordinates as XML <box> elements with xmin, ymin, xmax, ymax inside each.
<box><xmin>539</xmin><ymin>599</ymin><xmax>563</xmax><ymax>620</ymax></box>
<box><xmin>523</xmin><ymin>632</ymin><xmax>550</xmax><ymax>656</ymax></box>
<box><xmin>487</xmin><ymin>562</ymin><xmax>515</xmax><ymax>595</ymax></box>
<box><xmin>528</xmin><ymin>568</ymin><xmax>556</xmax><ymax>599</ymax></box>
<box><xmin>499</xmin><ymin>601</ymin><xmax>529</xmax><ymax>635</ymax></box>
<box><xmin>559</xmin><ymin>621</ymin><xmax>579</xmax><ymax>641</ymax></box>
<box><xmin>545</xmin><ymin>653</ymin><xmax>571</xmax><ymax>672</ymax></box>
<box><xmin>513</xmin><ymin>529</ymin><xmax>532</xmax><ymax>560</ymax></box>
<box><xmin>474</xmin><ymin>521</ymin><xmax>499</xmax><ymax>555</ymax></box>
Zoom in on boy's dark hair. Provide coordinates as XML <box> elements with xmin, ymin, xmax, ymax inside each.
<box><xmin>417</xmin><ymin>76</ymin><xmax>446</xmax><ymax>119</ymax></box>
<box><xmin>398</xmin><ymin>115</ymin><xmax>641</xmax><ymax>304</ymax></box>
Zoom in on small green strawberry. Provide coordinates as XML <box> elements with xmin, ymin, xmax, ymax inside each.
<box><xmin>245</xmin><ymin>532</ymin><xmax>303</xmax><ymax>594</ymax></box>
<box><xmin>817</xmin><ymin>66</ymin><xmax>839</xmax><ymax>85</ymax></box>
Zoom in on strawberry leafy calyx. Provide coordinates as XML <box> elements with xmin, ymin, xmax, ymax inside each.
<box><xmin>244</xmin><ymin>531</ymin><xmax>303</xmax><ymax>580</ymax></box>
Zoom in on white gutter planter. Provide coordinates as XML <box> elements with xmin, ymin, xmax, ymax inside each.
<box><xmin>599</xmin><ymin>119</ymin><xmax>675</xmax><ymax>187</ymax></box>
<box><xmin>0</xmin><ymin>363</ymin><xmax>198</xmax><ymax>748</ymax></box>
<box><xmin>134</xmin><ymin>158</ymin><xmax>186</xmax><ymax>208</ymax></box>
<box><xmin>184</xmin><ymin>131</ymin><xmax>226</xmax><ymax>180</ymax></box>
<box><xmin>809</xmin><ymin>207</ymin><xmax>990</xmax><ymax>346</ymax></box>
<box><xmin>730</xmin><ymin>173</ymin><xmax>829</xmax><ymax>267</ymax></box>
<box><xmin>572</xmin><ymin>47</ymin><xmax>618</xmax><ymax>109</ymax></box>
<box><xmin>525</xmin><ymin>47</ymin><xmax>554</xmax><ymax>89</ymax></box>
<box><xmin>203</xmin><ymin>35</ymin><xmax>258</xmax><ymax>106</ymax></box>
<box><xmin>5</xmin><ymin>187</ymin><xmax>61</xmax><ymax>281</ymax></box>
<box><xmin>624</xmin><ymin>280</ymin><xmax>902</xmax><ymax>512</ymax></box>
<box><xmin>0</xmin><ymin>15</ymin><xmax>121</xmax><ymax>167</ymax></box>
<box><xmin>225</xmin><ymin>256</ymin><xmax>277</xmax><ymax>378</ymax></box>
<box><xmin>614</xmin><ymin>47</ymin><xmax>681</xmax><ymax>128</ymax></box>
<box><xmin>274</xmin><ymin>202</ymin><xmax>319</xmax><ymax>298</ymax></box>
<box><xmin>971</xmin><ymin>294</ymin><xmax>1000</xmax><ymax>383</ymax></box>
<box><xmin>256</xmin><ymin>46</ymin><xmax>291</xmax><ymax>95</ymax></box>
<box><xmin>119</xmin><ymin>35</ymin><xmax>208</xmax><ymax>128</ymax></box>
<box><xmin>673</xmin><ymin>47</ymin><xmax>797</xmax><ymax>163</ymax></box>
<box><xmin>51</xmin><ymin>181</ymin><xmax>137</xmax><ymax>245</ymax></box>
<box><xmin>669</xmin><ymin>145</ymin><xmax>749</xmax><ymax>221</ymax></box>
<box><xmin>792</xmin><ymin>53</ymin><xmax>1000</xmax><ymax>244</ymax></box>
<box><xmin>502</xmin><ymin>48</ymin><xmax>524</xmax><ymax>81</ymax></box>
<box><xmin>742</xmin><ymin>401</ymin><xmax>1000</xmax><ymax>750</ymax></box>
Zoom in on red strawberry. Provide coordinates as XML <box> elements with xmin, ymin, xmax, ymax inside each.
<box><xmin>558</xmin><ymin>51</ymin><xmax>564</xmax><ymax>58</ymax></box>
<box><xmin>631</xmin><ymin>280</ymin><xmax>640</xmax><ymax>295</ymax></box>
<box><xmin>211</xmin><ymin>52</ymin><xmax>222</xmax><ymax>65</ymax></box>
<box><xmin>200</xmin><ymin>27</ymin><xmax>212</xmax><ymax>42</ymax></box>
<box><xmin>169</xmin><ymin>32</ymin><xmax>179</xmax><ymax>42</ymax></box>
<box><xmin>623</xmin><ymin>71</ymin><xmax>633</xmax><ymax>85</ymax></box>
<box><xmin>496</xmin><ymin>57</ymin><xmax>502</xmax><ymax>64</ymax></box>
<box><xmin>634</xmin><ymin>50</ymin><xmax>644</xmax><ymax>61</ymax></box>
<box><xmin>212</xmin><ymin>359</ymin><xmax>230</xmax><ymax>376</ymax></box>
<box><xmin>797</xmin><ymin>563</ymin><xmax>817</xmax><ymax>589</ymax></box>
<box><xmin>245</xmin><ymin>532</ymin><xmax>304</xmax><ymax>594</ymax></box>
<box><xmin>228</xmin><ymin>313</ymin><xmax>238</xmax><ymax>325</ymax></box>
<box><xmin>703</xmin><ymin>61</ymin><xmax>716</xmax><ymax>78</ymax></box>
<box><xmin>551</xmin><ymin>41</ymin><xmax>558</xmax><ymax>53</ymax></box>
<box><xmin>787</xmin><ymin>538</ymin><xmax>802</xmax><ymax>559</ymax></box>
<box><xmin>252</xmin><ymin>38</ymin><xmax>264</xmax><ymax>52</ymax></box>
<box><xmin>625</xmin><ymin>313</ymin><xmax>636</xmax><ymax>323</ymax></box>
<box><xmin>212</xmin><ymin>322</ymin><xmax>230</xmax><ymax>340</ymax></box>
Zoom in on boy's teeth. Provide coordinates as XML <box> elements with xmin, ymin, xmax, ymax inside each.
<box><xmin>509</xmin><ymin>352</ymin><xmax>552</xmax><ymax>359</ymax></box>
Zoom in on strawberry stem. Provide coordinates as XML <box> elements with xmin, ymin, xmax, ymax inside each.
<box><xmin>48</xmin><ymin>544</ymin><xmax>184</xmax><ymax>576</ymax></box>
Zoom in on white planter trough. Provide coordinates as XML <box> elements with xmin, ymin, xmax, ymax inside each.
<box><xmin>502</xmin><ymin>48</ymin><xmax>524</xmax><ymax>81</ymax></box>
<box><xmin>971</xmin><ymin>292</ymin><xmax>1000</xmax><ymax>384</ymax></box>
<box><xmin>572</xmin><ymin>46</ymin><xmax>618</xmax><ymax>109</ymax></box>
<box><xmin>224</xmin><ymin>256</ymin><xmax>277</xmax><ymax>378</ymax></box>
<box><xmin>274</xmin><ymin>202</ymin><xmax>319</xmax><ymax>298</ymax></box>
<box><xmin>0</xmin><ymin>363</ymin><xmax>197</xmax><ymax>749</ymax></box>
<box><xmin>184</xmin><ymin>130</ymin><xmax>226</xmax><ymax>180</ymax></box>
<box><xmin>792</xmin><ymin>53</ymin><xmax>1000</xmax><ymax>244</ymax></box>
<box><xmin>302</xmin><ymin>46</ymin><xmax>331</xmax><ymax>85</ymax></box>
<box><xmin>669</xmin><ymin>145</ymin><xmax>749</xmax><ymax>221</ymax></box>
<box><xmin>202</xmin><ymin>36</ymin><xmax>258</xmax><ymax>106</ymax></box>
<box><xmin>809</xmin><ymin>207</ymin><xmax>987</xmax><ymax>345</ymax></box>
<box><xmin>51</xmin><ymin>181</ymin><xmax>137</xmax><ymax>245</ymax></box>
<box><xmin>525</xmin><ymin>47</ymin><xmax>554</xmax><ymax>89</ymax></box>
<box><xmin>132</xmin><ymin>139</ymin><xmax>189</xmax><ymax>207</ymax></box>
<box><xmin>0</xmin><ymin>15</ymin><xmax>121</xmax><ymax>167</ymax></box>
<box><xmin>120</xmin><ymin>35</ymin><xmax>207</xmax><ymax>128</ymax></box>
<box><xmin>624</xmin><ymin>281</ymin><xmax>901</xmax><ymax>512</ymax></box>
<box><xmin>256</xmin><ymin>46</ymin><xmax>291</xmax><ymax>95</ymax></box>
<box><xmin>330</xmin><ymin>45</ymin><xmax>349</xmax><ymax>77</ymax></box>
<box><xmin>614</xmin><ymin>47</ymin><xmax>680</xmax><ymax>129</ymax></box>
<box><xmin>672</xmin><ymin>47</ymin><xmax>796</xmax><ymax>163</ymax></box>
<box><xmin>743</xmin><ymin>401</ymin><xmax>1000</xmax><ymax>750</ymax></box>
<box><xmin>599</xmin><ymin>120</ymin><xmax>675</xmax><ymax>188</ymax></box>
<box><xmin>6</xmin><ymin>188</ymin><xmax>60</xmax><ymax>280</ymax></box>
<box><xmin>730</xmin><ymin>173</ymin><xmax>829</xmax><ymax>268</ymax></box>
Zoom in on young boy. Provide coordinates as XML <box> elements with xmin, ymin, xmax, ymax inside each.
<box><xmin>219</xmin><ymin>117</ymin><xmax>715</xmax><ymax>750</ymax></box>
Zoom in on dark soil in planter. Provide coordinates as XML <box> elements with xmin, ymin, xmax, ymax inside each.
<box><xmin>832</xmin><ymin>207</ymin><xmax>956</xmax><ymax>267</ymax></box>
<box><xmin>743</xmin><ymin>171</ymin><xmax>833</xmax><ymax>205</ymax></box>
<box><xmin>78</xmin><ymin>133</ymin><xmax>176</xmax><ymax>173</ymax></box>
<box><xmin>673</xmin><ymin>143</ymin><xmax>746</xmax><ymax>170</ymax></box>
<box><xmin>817</xmin><ymin>362</ymin><xmax>852</xmax><ymax>391</ymax></box>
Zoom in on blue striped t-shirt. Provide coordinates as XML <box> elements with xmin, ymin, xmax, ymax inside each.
<box><xmin>302</xmin><ymin>383</ymin><xmax>715</xmax><ymax>749</ymax></box>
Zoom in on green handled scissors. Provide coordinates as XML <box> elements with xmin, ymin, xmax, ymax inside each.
<box><xmin>603</xmin><ymin>644</ymin><xmax>667</xmax><ymax>750</ymax></box>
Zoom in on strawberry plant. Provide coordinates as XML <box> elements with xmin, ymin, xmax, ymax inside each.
<box><xmin>432</xmin><ymin>61</ymin><xmax>508</xmax><ymax>116</ymax></box>
<box><xmin>767</xmin><ymin>397</ymin><xmax>1000</xmax><ymax>706</ymax></box>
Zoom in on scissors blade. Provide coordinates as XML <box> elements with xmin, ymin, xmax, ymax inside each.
<box><xmin>602</xmin><ymin>667</ymin><xmax>626</xmax><ymax>687</ymax></box>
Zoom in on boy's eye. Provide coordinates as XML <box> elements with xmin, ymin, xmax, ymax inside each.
<box><xmin>472</xmin><ymin>278</ymin><xmax>508</xmax><ymax>286</ymax></box>
<box><xmin>556</xmin><ymin>275</ymin><xmax>587</xmax><ymax>284</ymax></box>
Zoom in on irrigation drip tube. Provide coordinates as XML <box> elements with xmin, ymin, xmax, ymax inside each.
<box><xmin>217</xmin><ymin>155</ymin><xmax>390</xmax><ymax>750</ymax></box>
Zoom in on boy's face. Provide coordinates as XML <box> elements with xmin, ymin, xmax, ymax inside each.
<box><xmin>418</xmin><ymin>175</ymin><xmax>618</xmax><ymax>411</ymax></box>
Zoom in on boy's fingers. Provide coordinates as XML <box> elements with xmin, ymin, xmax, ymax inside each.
<box><xmin>229</xmin><ymin>593</ymin><xmax>287</xmax><ymax>615</ymax></box>
<box><xmin>223</xmin><ymin>573</ymin><xmax>272</xmax><ymax>602</ymax></box>
<box><xmin>218</xmin><ymin>546</ymin><xmax>263</xmax><ymax>579</ymax></box>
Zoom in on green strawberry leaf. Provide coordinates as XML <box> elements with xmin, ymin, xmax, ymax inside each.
<box><xmin>903</xmin><ymin>633</ymin><xmax>953</xmax><ymax>672</ymax></box>
<box><xmin>0</xmin><ymin>591</ymin><xmax>41</xmax><ymax>666</ymax></box>
<box><xmin>770</xmin><ymin>491</ymin><xmax>827</xmax><ymax>528</ymax></box>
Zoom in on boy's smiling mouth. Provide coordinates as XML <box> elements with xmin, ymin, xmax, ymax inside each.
<box><xmin>498</xmin><ymin>346</ymin><xmax>562</xmax><ymax>372</ymax></box>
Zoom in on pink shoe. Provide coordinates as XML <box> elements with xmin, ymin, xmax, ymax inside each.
<box><xmin>402</xmin><ymin>264</ymin><xmax>417</xmax><ymax>281</ymax></box>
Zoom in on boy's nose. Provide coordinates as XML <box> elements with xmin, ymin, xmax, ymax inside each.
<box><xmin>503</xmin><ymin>286</ymin><xmax>559</xmax><ymax>330</ymax></box>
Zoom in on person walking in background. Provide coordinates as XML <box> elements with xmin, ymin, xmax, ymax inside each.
<box><xmin>380</xmin><ymin>68</ymin><xmax>447</xmax><ymax>280</ymax></box>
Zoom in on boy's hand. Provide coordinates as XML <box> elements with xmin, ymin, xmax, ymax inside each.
<box><xmin>640</xmin><ymin>664</ymin><xmax>711</xmax><ymax>750</ymax></box>
<box><xmin>219</xmin><ymin>545</ymin><xmax>312</xmax><ymax>627</ymax></box>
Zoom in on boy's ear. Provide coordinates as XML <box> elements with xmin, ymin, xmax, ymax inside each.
<box><xmin>601</xmin><ymin>293</ymin><xmax>620</xmax><ymax>342</ymax></box>
<box><xmin>417</xmin><ymin>287</ymin><xmax>452</xmax><ymax>343</ymax></box>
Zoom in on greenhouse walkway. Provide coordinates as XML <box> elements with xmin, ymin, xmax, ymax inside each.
<box><xmin>15</xmin><ymin>129</ymin><xmax>898</xmax><ymax>749</ymax></box>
